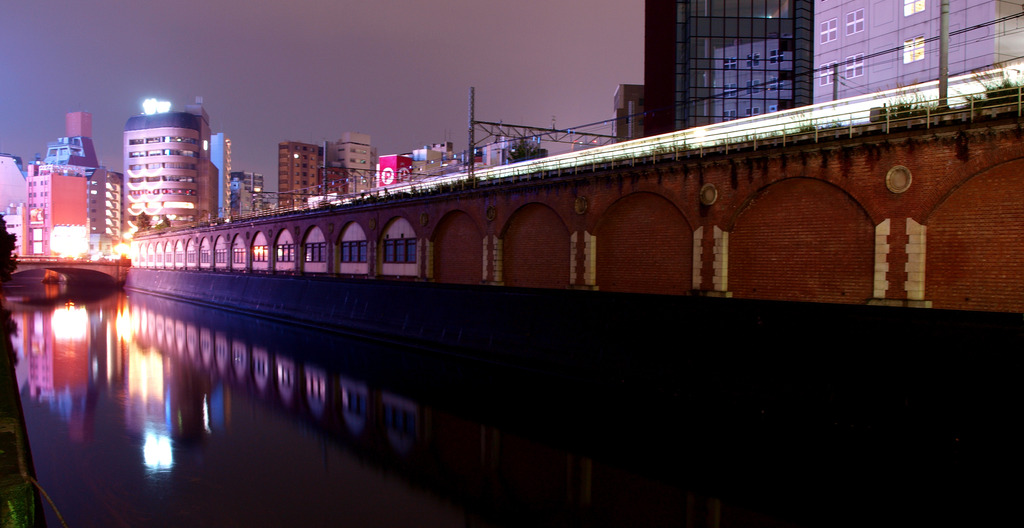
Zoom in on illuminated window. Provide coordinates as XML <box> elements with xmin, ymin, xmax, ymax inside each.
<box><xmin>821</xmin><ymin>19</ymin><xmax>837</xmax><ymax>44</ymax></box>
<box><xmin>252</xmin><ymin>245</ymin><xmax>268</xmax><ymax>262</ymax></box>
<box><xmin>846</xmin><ymin>54</ymin><xmax>864</xmax><ymax>78</ymax></box>
<box><xmin>820</xmin><ymin>62</ymin><xmax>836</xmax><ymax>86</ymax></box>
<box><xmin>904</xmin><ymin>0</ymin><xmax>925</xmax><ymax>16</ymax></box>
<box><xmin>904</xmin><ymin>37</ymin><xmax>925</xmax><ymax>63</ymax></box>
<box><xmin>846</xmin><ymin>9</ymin><xmax>864</xmax><ymax>35</ymax></box>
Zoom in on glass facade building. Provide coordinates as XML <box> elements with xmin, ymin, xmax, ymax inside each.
<box><xmin>645</xmin><ymin>0</ymin><xmax>814</xmax><ymax>134</ymax></box>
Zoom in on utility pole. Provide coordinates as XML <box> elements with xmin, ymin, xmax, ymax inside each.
<box><xmin>468</xmin><ymin>87</ymin><xmax>475</xmax><ymax>186</ymax></box>
<box><xmin>939</xmin><ymin>0</ymin><xmax>950</xmax><ymax>107</ymax></box>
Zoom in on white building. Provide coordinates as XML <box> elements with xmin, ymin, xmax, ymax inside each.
<box><xmin>815</xmin><ymin>0</ymin><xmax>1024</xmax><ymax>102</ymax></box>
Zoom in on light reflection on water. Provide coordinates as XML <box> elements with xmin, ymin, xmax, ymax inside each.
<box><xmin>8</xmin><ymin>290</ymin><xmax>711</xmax><ymax>528</ymax></box>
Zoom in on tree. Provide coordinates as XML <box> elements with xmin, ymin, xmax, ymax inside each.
<box><xmin>155</xmin><ymin>215</ymin><xmax>172</xmax><ymax>230</ymax></box>
<box><xmin>0</xmin><ymin>217</ymin><xmax>18</xmax><ymax>283</ymax></box>
<box><xmin>135</xmin><ymin>212</ymin><xmax>152</xmax><ymax>231</ymax></box>
<box><xmin>506</xmin><ymin>138</ymin><xmax>543</xmax><ymax>163</ymax></box>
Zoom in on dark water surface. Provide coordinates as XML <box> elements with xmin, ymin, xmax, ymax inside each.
<box><xmin>5</xmin><ymin>280</ymin><xmax>1018</xmax><ymax>527</ymax></box>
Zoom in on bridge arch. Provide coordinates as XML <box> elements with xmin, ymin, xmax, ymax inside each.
<box><xmin>379</xmin><ymin>216</ymin><xmax>418</xmax><ymax>278</ymax></box>
<box><xmin>595</xmin><ymin>192</ymin><xmax>693</xmax><ymax>294</ymax></box>
<box><xmin>252</xmin><ymin>231</ymin><xmax>270</xmax><ymax>272</ymax></box>
<box><xmin>431</xmin><ymin>209</ymin><xmax>483</xmax><ymax>285</ymax></box>
<box><xmin>500</xmin><ymin>202</ymin><xmax>570</xmax><ymax>289</ymax></box>
<box><xmin>174</xmin><ymin>240</ymin><xmax>185</xmax><ymax>269</ymax></box>
<box><xmin>337</xmin><ymin>221</ymin><xmax>369</xmax><ymax>276</ymax></box>
<box><xmin>214</xmin><ymin>235</ymin><xmax>229</xmax><ymax>270</ymax></box>
<box><xmin>728</xmin><ymin>177</ymin><xmax>875</xmax><ymax>303</ymax></box>
<box><xmin>231</xmin><ymin>233</ymin><xmax>248</xmax><ymax>271</ymax></box>
<box><xmin>924</xmin><ymin>156</ymin><xmax>1024</xmax><ymax>311</ymax></box>
<box><xmin>301</xmin><ymin>225</ymin><xmax>328</xmax><ymax>274</ymax></box>
<box><xmin>274</xmin><ymin>228</ymin><xmax>296</xmax><ymax>273</ymax></box>
<box><xmin>199</xmin><ymin>237</ymin><xmax>212</xmax><ymax>269</ymax></box>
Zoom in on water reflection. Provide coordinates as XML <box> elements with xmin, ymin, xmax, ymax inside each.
<box><xmin>10</xmin><ymin>290</ymin><xmax>725</xmax><ymax>528</ymax></box>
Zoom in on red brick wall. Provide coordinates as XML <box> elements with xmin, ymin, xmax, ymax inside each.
<box><xmin>927</xmin><ymin>158</ymin><xmax>1024</xmax><ymax>311</ymax></box>
<box><xmin>596</xmin><ymin>192</ymin><xmax>692</xmax><ymax>294</ymax></box>
<box><xmin>729</xmin><ymin>178</ymin><xmax>875</xmax><ymax>303</ymax></box>
<box><xmin>502</xmin><ymin>203</ymin><xmax>570</xmax><ymax>289</ymax></box>
<box><xmin>432</xmin><ymin>210</ymin><xmax>483</xmax><ymax>285</ymax></box>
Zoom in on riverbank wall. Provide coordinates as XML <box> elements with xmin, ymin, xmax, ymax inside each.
<box><xmin>125</xmin><ymin>268</ymin><xmax>1024</xmax><ymax>392</ymax></box>
<box><xmin>0</xmin><ymin>315</ymin><xmax>45</xmax><ymax>527</ymax></box>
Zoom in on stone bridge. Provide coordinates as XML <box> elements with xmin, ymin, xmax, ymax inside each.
<box><xmin>14</xmin><ymin>257</ymin><xmax>131</xmax><ymax>286</ymax></box>
<box><xmin>131</xmin><ymin>106</ymin><xmax>1024</xmax><ymax>313</ymax></box>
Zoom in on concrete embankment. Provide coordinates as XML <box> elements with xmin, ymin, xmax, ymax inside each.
<box><xmin>1</xmin><ymin>325</ymin><xmax>45</xmax><ymax>527</ymax></box>
<box><xmin>126</xmin><ymin>268</ymin><xmax>1024</xmax><ymax>392</ymax></box>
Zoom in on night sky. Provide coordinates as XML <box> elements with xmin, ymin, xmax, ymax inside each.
<box><xmin>0</xmin><ymin>0</ymin><xmax>644</xmax><ymax>189</ymax></box>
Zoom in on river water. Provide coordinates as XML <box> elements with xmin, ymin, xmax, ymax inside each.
<box><xmin>3</xmin><ymin>276</ymin><xmax>1016</xmax><ymax>527</ymax></box>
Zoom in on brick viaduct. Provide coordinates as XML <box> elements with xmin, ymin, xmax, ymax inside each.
<box><xmin>132</xmin><ymin>115</ymin><xmax>1024</xmax><ymax>313</ymax></box>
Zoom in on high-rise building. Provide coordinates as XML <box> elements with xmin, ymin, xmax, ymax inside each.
<box><xmin>613</xmin><ymin>84</ymin><xmax>645</xmax><ymax>140</ymax></box>
<box><xmin>277</xmin><ymin>141</ymin><xmax>322</xmax><ymax>208</ymax></box>
<box><xmin>86</xmin><ymin>168</ymin><xmax>122</xmax><ymax>256</ymax></box>
<box><xmin>124</xmin><ymin>98</ymin><xmax>218</xmax><ymax>228</ymax></box>
<box><xmin>25</xmin><ymin>112</ymin><xmax>112</xmax><ymax>257</ymax></box>
<box><xmin>210</xmin><ymin>133</ymin><xmax>231</xmax><ymax>218</ymax></box>
<box><xmin>325</xmin><ymin>132</ymin><xmax>378</xmax><ymax>194</ymax></box>
<box><xmin>228</xmin><ymin>170</ymin><xmax>265</xmax><ymax>217</ymax></box>
<box><xmin>814</xmin><ymin>0</ymin><xmax>1024</xmax><ymax>103</ymax></box>
<box><xmin>644</xmin><ymin>0</ymin><xmax>814</xmax><ymax>134</ymax></box>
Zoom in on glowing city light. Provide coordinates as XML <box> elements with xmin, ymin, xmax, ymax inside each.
<box><xmin>142</xmin><ymin>98</ymin><xmax>172</xmax><ymax>115</ymax></box>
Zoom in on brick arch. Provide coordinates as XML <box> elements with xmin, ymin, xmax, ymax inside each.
<box><xmin>596</xmin><ymin>191</ymin><xmax>694</xmax><ymax>294</ymax></box>
<box><xmin>925</xmin><ymin>157</ymin><xmax>1024</xmax><ymax>311</ymax></box>
<box><xmin>337</xmin><ymin>221</ymin><xmax>369</xmax><ymax>276</ymax></box>
<box><xmin>432</xmin><ymin>209</ymin><xmax>483</xmax><ymax>285</ymax></box>
<box><xmin>501</xmin><ymin>203</ymin><xmax>570</xmax><ymax>289</ymax></box>
<box><xmin>729</xmin><ymin>178</ymin><xmax>875</xmax><ymax>303</ymax></box>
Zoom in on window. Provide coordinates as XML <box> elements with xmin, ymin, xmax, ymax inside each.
<box><xmin>769</xmin><ymin>105</ymin><xmax>778</xmax><ymax>113</ymax></box>
<box><xmin>768</xmin><ymin>76</ymin><xmax>778</xmax><ymax>91</ymax></box>
<box><xmin>745</xmin><ymin>107</ymin><xmax>761</xmax><ymax>117</ymax></box>
<box><xmin>383</xmin><ymin>237</ymin><xmax>416</xmax><ymax>263</ymax></box>
<box><xmin>725</xmin><ymin>83</ymin><xmax>738</xmax><ymax>98</ymax></box>
<box><xmin>904</xmin><ymin>0</ymin><xmax>925</xmax><ymax>16</ymax></box>
<box><xmin>276</xmin><ymin>243</ymin><xmax>295</xmax><ymax>262</ymax></box>
<box><xmin>746</xmin><ymin>80</ymin><xmax>760</xmax><ymax>94</ymax></box>
<box><xmin>341</xmin><ymin>241</ymin><xmax>367</xmax><ymax>263</ymax></box>
<box><xmin>846</xmin><ymin>9</ymin><xmax>864</xmax><ymax>35</ymax></box>
<box><xmin>233</xmin><ymin>246</ymin><xmax>246</xmax><ymax>264</ymax></box>
<box><xmin>252</xmin><ymin>245</ymin><xmax>268</xmax><ymax>262</ymax></box>
<box><xmin>215</xmin><ymin>248</ymin><xmax>227</xmax><ymax>264</ymax></box>
<box><xmin>746</xmin><ymin>53</ymin><xmax>760</xmax><ymax>67</ymax></box>
<box><xmin>820</xmin><ymin>62</ymin><xmax>836</xmax><ymax>86</ymax></box>
<box><xmin>724</xmin><ymin>57</ymin><xmax>737</xmax><ymax>70</ymax></box>
<box><xmin>821</xmin><ymin>19</ymin><xmax>837</xmax><ymax>43</ymax></box>
<box><xmin>304</xmin><ymin>242</ymin><xmax>326</xmax><ymax>262</ymax></box>
<box><xmin>904</xmin><ymin>37</ymin><xmax>924</xmax><ymax>63</ymax></box>
<box><xmin>724</xmin><ymin>109</ymin><xmax>737</xmax><ymax>120</ymax></box>
<box><xmin>769</xmin><ymin>49</ymin><xmax>783</xmax><ymax>63</ymax></box>
<box><xmin>846</xmin><ymin>54</ymin><xmax>864</xmax><ymax>78</ymax></box>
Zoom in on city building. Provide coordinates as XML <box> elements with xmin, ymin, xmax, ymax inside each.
<box><xmin>814</xmin><ymin>0</ymin><xmax>1024</xmax><ymax>102</ymax></box>
<box><xmin>24</xmin><ymin>112</ymin><xmax>123</xmax><ymax>257</ymax></box>
<box><xmin>325</xmin><ymin>132</ymin><xmax>378</xmax><ymax>194</ymax></box>
<box><xmin>228</xmin><ymin>171</ymin><xmax>265</xmax><ymax>217</ymax></box>
<box><xmin>644</xmin><ymin>0</ymin><xmax>814</xmax><ymax>134</ymax></box>
<box><xmin>613</xmin><ymin>84</ymin><xmax>645</xmax><ymax>140</ymax></box>
<box><xmin>210</xmin><ymin>133</ymin><xmax>231</xmax><ymax>218</ymax></box>
<box><xmin>86</xmin><ymin>168</ymin><xmax>122</xmax><ymax>256</ymax></box>
<box><xmin>0</xmin><ymin>153</ymin><xmax>27</xmax><ymax>211</ymax></box>
<box><xmin>124</xmin><ymin>98</ymin><xmax>218</xmax><ymax>228</ymax></box>
<box><xmin>277</xmin><ymin>141</ymin><xmax>322</xmax><ymax>208</ymax></box>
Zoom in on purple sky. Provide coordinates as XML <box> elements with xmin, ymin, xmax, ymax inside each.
<box><xmin>0</xmin><ymin>0</ymin><xmax>643</xmax><ymax>187</ymax></box>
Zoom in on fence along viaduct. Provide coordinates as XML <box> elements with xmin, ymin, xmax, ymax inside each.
<box><xmin>131</xmin><ymin>113</ymin><xmax>1024</xmax><ymax>313</ymax></box>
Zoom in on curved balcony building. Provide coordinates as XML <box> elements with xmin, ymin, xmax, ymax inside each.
<box><xmin>124</xmin><ymin>100</ymin><xmax>218</xmax><ymax>227</ymax></box>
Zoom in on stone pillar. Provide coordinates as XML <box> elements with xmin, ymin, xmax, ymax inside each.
<box><xmin>711</xmin><ymin>226</ymin><xmax>730</xmax><ymax>296</ymax></box>
<box><xmin>905</xmin><ymin>218</ymin><xmax>927</xmax><ymax>303</ymax></box>
<box><xmin>873</xmin><ymin>218</ymin><xmax>891</xmax><ymax>298</ymax></box>
<box><xmin>691</xmin><ymin>226</ymin><xmax>703</xmax><ymax>290</ymax></box>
